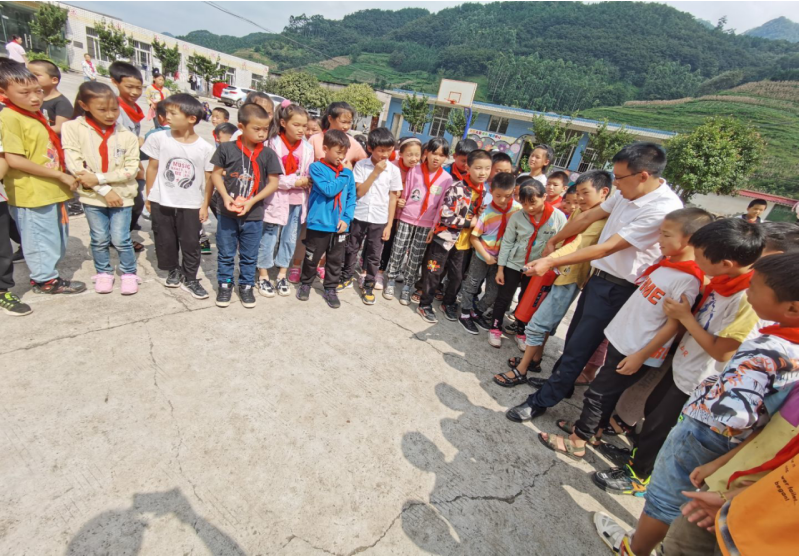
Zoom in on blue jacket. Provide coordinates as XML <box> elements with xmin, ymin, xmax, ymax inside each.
<box><xmin>307</xmin><ymin>161</ymin><xmax>357</xmax><ymax>233</ymax></box>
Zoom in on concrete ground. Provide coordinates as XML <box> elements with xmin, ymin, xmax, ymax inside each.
<box><xmin>0</xmin><ymin>72</ymin><xmax>645</xmax><ymax>555</ymax></box>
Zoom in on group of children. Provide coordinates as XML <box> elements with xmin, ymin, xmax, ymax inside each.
<box><xmin>1</xmin><ymin>54</ymin><xmax>798</xmax><ymax>556</ymax></box>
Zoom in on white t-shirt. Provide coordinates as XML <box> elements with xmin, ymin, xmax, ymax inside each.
<box><xmin>141</xmin><ymin>131</ymin><xmax>214</xmax><ymax>209</ymax></box>
<box><xmin>672</xmin><ymin>289</ymin><xmax>762</xmax><ymax>394</ymax></box>
<box><xmin>353</xmin><ymin>157</ymin><xmax>403</xmax><ymax>224</ymax></box>
<box><xmin>591</xmin><ymin>184</ymin><xmax>683</xmax><ymax>284</ymax></box>
<box><xmin>605</xmin><ymin>266</ymin><xmax>701</xmax><ymax>362</ymax></box>
<box><xmin>5</xmin><ymin>41</ymin><xmax>25</xmax><ymax>63</ymax></box>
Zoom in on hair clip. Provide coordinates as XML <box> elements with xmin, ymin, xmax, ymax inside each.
<box><xmin>281</xmin><ymin>99</ymin><xmax>292</xmax><ymax>108</ymax></box>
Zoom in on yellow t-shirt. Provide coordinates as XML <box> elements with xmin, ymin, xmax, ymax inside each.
<box><xmin>0</xmin><ymin>109</ymin><xmax>71</xmax><ymax>208</ymax></box>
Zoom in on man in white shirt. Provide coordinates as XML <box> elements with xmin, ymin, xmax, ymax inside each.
<box><xmin>506</xmin><ymin>142</ymin><xmax>683</xmax><ymax>422</ymax></box>
<box><xmin>4</xmin><ymin>36</ymin><xmax>26</xmax><ymax>64</ymax></box>
<box><xmin>338</xmin><ymin>127</ymin><xmax>402</xmax><ymax>305</ymax></box>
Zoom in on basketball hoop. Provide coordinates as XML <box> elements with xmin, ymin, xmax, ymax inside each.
<box><xmin>448</xmin><ymin>99</ymin><xmax>457</xmax><ymax>105</ymax></box>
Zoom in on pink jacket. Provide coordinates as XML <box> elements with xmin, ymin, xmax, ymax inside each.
<box><xmin>263</xmin><ymin>136</ymin><xmax>314</xmax><ymax>225</ymax></box>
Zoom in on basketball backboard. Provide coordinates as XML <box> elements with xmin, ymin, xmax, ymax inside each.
<box><xmin>437</xmin><ymin>79</ymin><xmax>477</xmax><ymax>108</ymax></box>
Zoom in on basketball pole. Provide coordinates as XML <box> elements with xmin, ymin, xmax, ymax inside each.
<box><xmin>463</xmin><ymin>107</ymin><xmax>472</xmax><ymax>140</ymax></box>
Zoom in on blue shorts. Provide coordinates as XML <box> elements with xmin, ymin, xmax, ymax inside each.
<box><xmin>643</xmin><ymin>415</ymin><xmax>735</xmax><ymax>524</ymax></box>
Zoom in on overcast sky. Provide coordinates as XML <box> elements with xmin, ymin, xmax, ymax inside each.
<box><xmin>67</xmin><ymin>1</ymin><xmax>799</xmax><ymax>37</ymax></box>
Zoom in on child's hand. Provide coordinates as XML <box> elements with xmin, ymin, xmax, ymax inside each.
<box><xmin>664</xmin><ymin>294</ymin><xmax>693</xmax><ymax>321</ymax></box>
<box><xmin>145</xmin><ymin>200</ymin><xmax>151</xmax><ymax>213</ymax></box>
<box><xmin>680</xmin><ymin>491</ymin><xmax>725</xmax><ymax>531</ymax></box>
<box><xmin>382</xmin><ymin>224</ymin><xmax>392</xmax><ymax>241</ymax></box>
<box><xmin>295</xmin><ymin>177</ymin><xmax>310</xmax><ymax>189</ymax></box>
<box><xmin>690</xmin><ymin>462</ymin><xmax>717</xmax><ymax>489</ymax></box>
<box><xmin>79</xmin><ymin>172</ymin><xmax>100</xmax><ymax>188</ymax></box>
<box><xmin>542</xmin><ymin>239</ymin><xmax>558</xmax><ymax>257</ymax></box>
<box><xmin>342</xmin><ymin>160</ymin><xmax>353</xmax><ymax>170</ymax></box>
<box><xmin>240</xmin><ymin>199</ymin><xmax>256</xmax><ymax>215</ymax></box>
<box><xmin>496</xmin><ymin>269</ymin><xmax>505</xmax><ymax>285</ymax></box>
<box><xmin>199</xmin><ymin>205</ymin><xmax>209</xmax><ymax>223</ymax></box>
<box><xmin>425</xmin><ymin>229</ymin><xmax>434</xmax><ymax>244</ymax></box>
<box><xmin>397</xmin><ymin>198</ymin><xmax>406</xmax><ymax>208</ymax></box>
<box><xmin>616</xmin><ymin>354</ymin><xmax>645</xmax><ymax>376</ymax></box>
<box><xmin>373</xmin><ymin>160</ymin><xmax>387</xmax><ymax>174</ymax></box>
<box><xmin>224</xmin><ymin>197</ymin><xmax>242</xmax><ymax>214</ymax></box>
<box><xmin>104</xmin><ymin>190</ymin><xmax>124</xmax><ymax>208</ymax></box>
<box><xmin>59</xmin><ymin>172</ymin><xmax>78</xmax><ymax>191</ymax></box>
<box><xmin>484</xmin><ymin>254</ymin><xmax>497</xmax><ymax>266</ymax></box>
<box><xmin>337</xmin><ymin>220</ymin><xmax>347</xmax><ymax>233</ymax></box>
<box><xmin>474</xmin><ymin>204</ymin><xmax>484</xmax><ymax>217</ymax></box>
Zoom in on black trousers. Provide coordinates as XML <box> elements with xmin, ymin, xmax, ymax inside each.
<box><xmin>419</xmin><ymin>240</ymin><xmax>464</xmax><ymax>307</ymax></box>
<box><xmin>573</xmin><ymin>341</ymin><xmax>653</xmax><ymax>441</ymax></box>
<box><xmin>491</xmin><ymin>267</ymin><xmax>530</xmax><ymax>331</ymax></box>
<box><xmin>342</xmin><ymin>219</ymin><xmax>384</xmax><ymax>287</ymax></box>
<box><xmin>527</xmin><ymin>274</ymin><xmax>637</xmax><ymax>409</ymax></box>
<box><xmin>301</xmin><ymin>228</ymin><xmax>347</xmax><ymax>289</ymax></box>
<box><xmin>630</xmin><ymin>367</ymin><xmax>689</xmax><ymax>478</ymax></box>
<box><xmin>150</xmin><ymin>202</ymin><xmax>201</xmax><ymax>281</ymax></box>
<box><xmin>130</xmin><ymin>178</ymin><xmax>146</xmax><ymax>231</ymax></box>
<box><xmin>379</xmin><ymin>220</ymin><xmax>398</xmax><ymax>272</ymax></box>
<box><xmin>0</xmin><ymin>203</ymin><xmax>14</xmax><ymax>291</ymax></box>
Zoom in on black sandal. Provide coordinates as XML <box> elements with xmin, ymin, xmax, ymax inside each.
<box><xmin>507</xmin><ymin>357</ymin><xmax>542</xmax><ymax>374</ymax></box>
<box><xmin>493</xmin><ymin>368</ymin><xmax>528</xmax><ymax>388</ymax></box>
<box><xmin>132</xmin><ymin>241</ymin><xmax>145</xmax><ymax>253</ymax></box>
<box><xmin>557</xmin><ymin>419</ymin><xmax>601</xmax><ymax>447</ymax></box>
<box><xmin>602</xmin><ymin>415</ymin><xmax>634</xmax><ymax>437</ymax></box>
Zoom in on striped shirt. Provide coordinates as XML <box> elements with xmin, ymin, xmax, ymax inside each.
<box><xmin>471</xmin><ymin>201</ymin><xmax>521</xmax><ymax>261</ymax></box>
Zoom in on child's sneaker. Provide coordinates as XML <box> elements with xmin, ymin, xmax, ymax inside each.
<box><xmin>440</xmin><ymin>303</ymin><xmax>458</xmax><ymax>322</ymax></box>
<box><xmin>597</xmin><ymin>442</ymin><xmax>633</xmax><ymax>467</ymax></box>
<box><xmin>165</xmin><ymin>269</ymin><xmax>182</xmax><ymax>288</ymax></box>
<box><xmin>592</xmin><ymin>467</ymin><xmax>649</xmax><ymax>498</ymax></box>
<box><xmin>32</xmin><ymin>277</ymin><xmax>86</xmax><ymax>294</ymax></box>
<box><xmin>488</xmin><ymin>329</ymin><xmax>502</xmax><ymax>348</ymax></box>
<box><xmin>593</xmin><ymin>512</ymin><xmax>639</xmax><ymax>555</ymax></box>
<box><xmin>275</xmin><ymin>277</ymin><xmax>291</xmax><ymax>296</ymax></box>
<box><xmin>459</xmin><ymin>315</ymin><xmax>479</xmax><ymax>335</ymax></box>
<box><xmin>0</xmin><ymin>292</ymin><xmax>32</xmax><ymax>316</ymax></box>
<box><xmin>383</xmin><ymin>279</ymin><xmax>395</xmax><ymax>300</ymax></box>
<box><xmin>361</xmin><ymin>285</ymin><xmax>376</xmax><ymax>305</ymax></box>
<box><xmin>92</xmin><ymin>273</ymin><xmax>115</xmax><ymax>294</ymax></box>
<box><xmin>322</xmin><ymin>288</ymin><xmax>341</xmax><ymax>308</ymax></box>
<box><xmin>418</xmin><ymin>305</ymin><xmax>437</xmax><ymax>323</ymax></box>
<box><xmin>216</xmin><ymin>282</ymin><xmax>233</xmax><ymax>307</ymax></box>
<box><xmin>316</xmin><ymin>267</ymin><xmax>325</xmax><ymax>280</ymax></box>
<box><xmin>296</xmin><ymin>284</ymin><xmax>311</xmax><ymax>301</ymax></box>
<box><xmin>239</xmin><ymin>284</ymin><xmax>256</xmax><ymax>308</ymax></box>
<box><xmin>374</xmin><ymin>272</ymin><xmax>384</xmax><ymax>290</ymax></box>
<box><xmin>471</xmin><ymin>311</ymin><xmax>492</xmax><ymax>331</ymax></box>
<box><xmin>399</xmin><ymin>285</ymin><xmax>411</xmax><ymax>306</ymax></box>
<box><xmin>337</xmin><ymin>277</ymin><xmax>354</xmax><ymax>291</ymax></box>
<box><xmin>258</xmin><ymin>278</ymin><xmax>276</xmax><ymax>298</ymax></box>
<box><xmin>120</xmin><ymin>273</ymin><xmax>141</xmax><ymax>295</ymax></box>
<box><xmin>180</xmin><ymin>278</ymin><xmax>209</xmax><ymax>299</ymax></box>
<box><xmin>288</xmin><ymin>267</ymin><xmax>301</xmax><ymax>284</ymax></box>
<box><xmin>515</xmin><ymin>334</ymin><xmax>527</xmax><ymax>351</ymax></box>
<box><xmin>411</xmin><ymin>289</ymin><xmax>422</xmax><ymax>304</ymax></box>
<box><xmin>503</xmin><ymin>321</ymin><xmax>518</xmax><ymax>336</ymax></box>
<box><xmin>200</xmin><ymin>239</ymin><xmax>212</xmax><ymax>255</ymax></box>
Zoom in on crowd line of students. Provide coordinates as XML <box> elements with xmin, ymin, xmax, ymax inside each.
<box><xmin>0</xmin><ymin>56</ymin><xmax>798</xmax><ymax>556</ymax></box>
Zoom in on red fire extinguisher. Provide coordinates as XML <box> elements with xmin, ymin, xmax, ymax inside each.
<box><xmin>514</xmin><ymin>269</ymin><xmax>558</xmax><ymax>323</ymax></box>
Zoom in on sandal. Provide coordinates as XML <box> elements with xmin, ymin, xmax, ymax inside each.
<box><xmin>435</xmin><ymin>289</ymin><xmax>444</xmax><ymax>301</ymax></box>
<box><xmin>507</xmin><ymin>356</ymin><xmax>542</xmax><ymax>374</ymax></box>
<box><xmin>133</xmin><ymin>241</ymin><xmax>145</xmax><ymax>253</ymax></box>
<box><xmin>411</xmin><ymin>289</ymin><xmax>422</xmax><ymax>303</ymax></box>
<box><xmin>538</xmin><ymin>432</ymin><xmax>586</xmax><ymax>460</ymax></box>
<box><xmin>556</xmin><ymin>420</ymin><xmax>601</xmax><ymax>447</ymax></box>
<box><xmin>493</xmin><ymin>368</ymin><xmax>528</xmax><ymax>388</ymax></box>
<box><xmin>602</xmin><ymin>415</ymin><xmax>634</xmax><ymax>437</ymax></box>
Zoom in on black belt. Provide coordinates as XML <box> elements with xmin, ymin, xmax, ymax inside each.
<box><xmin>593</xmin><ymin>269</ymin><xmax>634</xmax><ymax>288</ymax></box>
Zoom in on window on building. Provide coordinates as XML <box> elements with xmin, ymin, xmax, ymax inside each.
<box><xmin>486</xmin><ymin>115</ymin><xmax>509</xmax><ymax>135</ymax></box>
<box><xmin>553</xmin><ymin>130</ymin><xmax>581</xmax><ymax>169</ymax></box>
<box><xmin>219</xmin><ymin>65</ymin><xmax>236</xmax><ymax>85</ymax></box>
<box><xmin>131</xmin><ymin>40</ymin><xmax>151</xmax><ymax>68</ymax></box>
<box><xmin>577</xmin><ymin>147</ymin><xmax>599</xmax><ymax>173</ymax></box>
<box><xmin>85</xmin><ymin>28</ymin><xmax>111</xmax><ymax>63</ymax></box>
<box><xmin>251</xmin><ymin>73</ymin><xmax>265</xmax><ymax>91</ymax></box>
<box><xmin>429</xmin><ymin>106</ymin><xmax>451</xmax><ymax>137</ymax></box>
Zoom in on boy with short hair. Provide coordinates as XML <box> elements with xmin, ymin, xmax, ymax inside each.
<box><xmin>0</xmin><ymin>144</ymin><xmax>32</xmax><ymax>315</ymax></box>
<box><xmin>213</xmin><ymin>123</ymin><xmax>237</xmax><ymax>144</ymax></box>
<box><xmin>479</xmin><ymin>152</ymin><xmax>514</xmax><ymax>209</ymax></box>
<box><xmin>0</xmin><ymin>62</ymin><xmax>85</xmax><ymax>295</ymax></box>
<box><xmin>761</xmin><ymin>221</ymin><xmax>799</xmax><ymax>253</ymax></box>
<box><xmin>339</xmin><ymin>127</ymin><xmax>402</xmax><ymax>305</ymax></box>
<box><xmin>27</xmin><ymin>60</ymin><xmax>72</xmax><ymax>135</ymax></box>
<box><xmin>595</xmin><ymin>250</ymin><xmax>799</xmax><ymax>557</ymax></box>
<box><xmin>545</xmin><ymin>170</ymin><xmax>569</xmax><ymax>209</ymax></box>
<box><xmin>560</xmin><ymin>185</ymin><xmax>579</xmax><ymax>218</ymax></box>
<box><xmin>142</xmin><ymin>93</ymin><xmax>215</xmax><ymax>300</ymax></box>
<box><xmin>444</xmin><ymin>138</ymin><xmax>478</xmax><ymax>182</ymax></box>
<box><xmin>742</xmin><ymin>198</ymin><xmax>767</xmax><ymax>224</ymax></box>
<box><xmin>536</xmin><ymin>208</ymin><xmax>713</xmax><ymax>458</ymax></box>
<box><xmin>210</xmin><ymin>103</ymin><xmax>281</xmax><ymax>308</ymax></box>
<box><xmin>211</xmin><ymin>107</ymin><xmax>230</xmax><ymax>145</ymax></box>
<box><xmin>418</xmin><ymin>149</ymin><xmax>492</xmax><ymax>323</ymax></box>
<box><xmin>459</xmin><ymin>172</ymin><xmax>520</xmax><ymax>333</ymax></box>
<box><xmin>296</xmin><ymin>129</ymin><xmax>356</xmax><ymax>308</ymax></box>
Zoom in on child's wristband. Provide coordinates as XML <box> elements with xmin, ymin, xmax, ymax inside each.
<box><xmin>96</xmin><ymin>172</ymin><xmax>108</xmax><ymax>185</ymax></box>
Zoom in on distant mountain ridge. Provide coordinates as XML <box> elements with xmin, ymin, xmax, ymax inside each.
<box><xmin>744</xmin><ymin>17</ymin><xmax>799</xmax><ymax>43</ymax></box>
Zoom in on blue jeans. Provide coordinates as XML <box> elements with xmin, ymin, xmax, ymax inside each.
<box><xmin>10</xmin><ymin>203</ymin><xmax>68</xmax><ymax>283</ymax></box>
<box><xmin>258</xmin><ymin>204</ymin><xmax>302</xmax><ymax>270</ymax></box>
<box><xmin>83</xmin><ymin>205</ymin><xmax>136</xmax><ymax>274</ymax></box>
<box><xmin>644</xmin><ymin>416</ymin><xmax>735</xmax><ymax>525</ymax></box>
<box><xmin>216</xmin><ymin>215</ymin><xmax>262</xmax><ymax>286</ymax></box>
<box><xmin>524</xmin><ymin>282</ymin><xmax>579</xmax><ymax>346</ymax></box>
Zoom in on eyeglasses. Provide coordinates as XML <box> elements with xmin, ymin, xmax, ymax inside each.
<box><xmin>613</xmin><ymin>171</ymin><xmax>642</xmax><ymax>182</ymax></box>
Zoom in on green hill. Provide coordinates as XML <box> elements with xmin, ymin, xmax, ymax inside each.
<box><xmin>744</xmin><ymin>17</ymin><xmax>799</xmax><ymax>43</ymax></box>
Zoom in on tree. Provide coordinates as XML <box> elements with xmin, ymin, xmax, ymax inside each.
<box><xmin>152</xmin><ymin>40</ymin><xmax>181</xmax><ymax>76</ymax></box>
<box><xmin>640</xmin><ymin>61</ymin><xmax>704</xmax><ymax>100</ymax></box>
<box><xmin>529</xmin><ymin>115</ymin><xmax>581</xmax><ymax>162</ymax></box>
<box><xmin>664</xmin><ymin>116</ymin><xmax>765</xmax><ymax>203</ymax></box>
<box><xmin>402</xmin><ymin>92</ymin><xmax>432</xmax><ymax>135</ymax></box>
<box><xmin>587</xmin><ymin>120</ymin><xmax>635</xmax><ymax>169</ymax></box>
<box><xmin>93</xmin><ymin>21</ymin><xmax>134</xmax><ymax>61</ymax></box>
<box><xmin>187</xmin><ymin>53</ymin><xmax>224</xmax><ymax>91</ymax></box>
<box><xmin>334</xmin><ymin>83</ymin><xmax>382</xmax><ymax>116</ymax></box>
<box><xmin>269</xmin><ymin>71</ymin><xmax>332</xmax><ymax>109</ymax></box>
<box><xmin>29</xmin><ymin>4</ymin><xmax>68</xmax><ymax>58</ymax></box>
<box><xmin>445</xmin><ymin>108</ymin><xmax>479</xmax><ymax>139</ymax></box>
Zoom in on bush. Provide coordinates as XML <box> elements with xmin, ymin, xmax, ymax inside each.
<box><xmin>97</xmin><ymin>65</ymin><xmax>109</xmax><ymax>77</ymax></box>
<box><xmin>165</xmin><ymin>78</ymin><xmax>178</xmax><ymax>92</ymax></box>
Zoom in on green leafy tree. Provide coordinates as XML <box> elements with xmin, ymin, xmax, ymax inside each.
<box><xmin>187</xmin><ymin>53</ymin><xmax>224</xmax><ymax>91</ymax></box>
<box><xmin>402</xmin><ymin>92</ymin><xmax>432</xmax><ymax>135</ymax></box>
<box><xmin>270</xmin><ymin>71</ymin><xmax>332</xmax><ymax>109</ymax></box>
<box><xmin>334</xmin><ymin>83</ymin><xmax>382</xmax><ymax>117</ymax></box>
<box><xmin>29</xmin><ymin>4</ymin><xmax>69</xmax><ymax>57</ymax></box>
<box><xmin>587</xmin><ymin>120</ymin><xmax>636</xmax><ymax>168</ymax></box>
<box><xmin>529</xmin><ymin>115</ymin><xmax>581</xmax><ymax>162</ymax></box>
<box><xmin>664</xmin><ymin>116</ymin><xmax>765</xmax><ymax>203</ymax></box>
<box><xmin>93</xmin><ymin>21</ymin><xmax>134</xmax><ymax>61</ymax></box>
<box><xmin>445</xmin><ymin>108</ymin><xmax>479</xmax><ymax>139</ymax></box>
<box><xmin>640</xmin><ymin>61</ymin><xmax>704</xmax><ymax>100</ymax></box>
<box><xmin>152</xmin><ymin>40</ymin><xmax>181</xmax><ymax>76</ymax></box>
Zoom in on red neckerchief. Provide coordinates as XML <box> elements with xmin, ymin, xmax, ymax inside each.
<box><xmin>152</xmin><ymin>83</ymin><xmax>164</xmax><ymax>101</ymax></box>
<box><xmin>212</xmin><ymin>130</ymin><xmax>218</xmax><ymax>145</ymax></box>
<box><xmin>389</xmin><ymin>150</ymin><xmax>397</xmax><ymax>162</ymax></box>
<box><xmin>464</xmin><ymin>176</ymin><xmax>485</xmax><ymax>211</ymax></box>
<box><xmin>320</xmin><ymin>159</ymin><xmax>345</xmax><ymax>214</ymax></box>
<box><xmin>118</xmin><ymin>97</ymin><xmax>144</xmax><ymax>123</ymax></box>
<box><xmin>450</xmin><ymin>164</ymin><xmax>466</xmax><ymax>182</ymax></box>
<box><xmin>759</xmin><ymin>324</ymin><xmax>799</xmax><ymax>344</ymax></box>
<box><xmin>3</xmin><ymin>100</ymin><xmax>65</xmax><ymax>171</ymax></box>
<box><xmin>398</xmin><ymin>159</ymin><xmax>411</xmax><ymax>174</ymax></box>
<box><xmin>280</xmin><ymin>132</ymin><xmax>302</xmax><ymax>175</ymax></box>
<box><xmin>548</xmin><ymin>195</ymin><xmax>563</xmax><ymax>208</ymax></box>
<box><xmin>236</xmin><ymin>137</ymin><xmax>264</xmax><ymax>199</ymax></box>
<box><xmin>491</xmin><ymin>201</ymin><xmax>514</xmax><ymax>241</ymax></box>
<box><xmin>523</xmin><ymin>202</ymin><xmax>555</xmax><ymax>265</ymax></box>
<box><xmin>87</xmin><ymin>60</ymin><xmax>95</xmax><ymax>72</ymax></box>
<box><xmin>84</xmin><ymin>116</ymin><xmax>115</xmax><ymax>172</ymax></box>
<box><xmin>638</xmin><ymin>258</ymin><xmax>705</xmax><ymax>287</ymax></box>
<box><xmin>697</xmin><ymin>270</ymin><xmax>753</xmax><ymax>311</ymax></box>
<box><xmin>420</xmin><ymin>164</ymin><xmax>444</xmax><ymax>216</ymax></box>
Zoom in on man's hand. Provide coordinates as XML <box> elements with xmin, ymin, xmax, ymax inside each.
<box><xmin>373</xmin><ymin>160</ymin><xmax>387</xmax><ymax>174</ymax></box>
<box><xmin>664</xmin><ymin>294</ymin><xmax>693</xmax><ymax>321</ymax></box>
<box><xmin>59</xmin><ymin>172</ymin><xmax>78</xmax><ymax>191</ymax></box>
<box><xmin>616</xmin><ymin>354</ymin><xmax>645</xmax><ymax>376</ymax></box>
<box><xmin>199</xmin><ymin>205</ymin><xmax>209</xmax><ymax>223</ymax></box>
<box><xmin>527</xmin><ymin>257</ymin><xmax>553</xmax><ymax>277</ymax></box>
<box><xmin>382</xmin><ymin>224</ymin><xmax>392</xmax><ymax>241</ymax></box>
<box><xmin>681</xmin><ymin>491</ymin><xmax>725</xmax><ymax>531</ymax></box>
<box><xmin>104</xmin><ymin>190</ymin><xmax>124</xmax><ymax>208</ymax></box>
<box><xmin>496</xmin><ymin>268</ymin><xmax>505</xmax><ymax>285</ymax></box>
<box><xmin>425</xmin><ymin>229</ymin><xmax>434</xmax><ymax>244</ymax></box>
<box><xmin>397</xmin><ymin>198</ymin><xmax>406</xmax><ymax>208</ymax></box>
<box><xmin>337</xmin><ymin>220</ymin><xmax>347</xmax><ymax>233</ymax></box>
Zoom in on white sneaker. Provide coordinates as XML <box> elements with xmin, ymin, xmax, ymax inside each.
<box><xmin>374</xmin><ymin>272</ymin><xmax>384</xmax><ymax>290</ymax></box>
<box><xmin>258</xmin><ymin>278</ymin><xmax>276</xmax><ymax>298</ymax></box>
<box><xmin>515</xmin><ymin>334</ymin><xmax>527</xmax><ymax>352</ymax></box>
<box><xmin>593</xmin><ymin>512</ymin><xmax>638</xmax><ymax>555</ymax></box>
<box><xmin>488</xmin><ymin>329</ymin><xmax>502</xmax><ymax>348</ymax></box>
